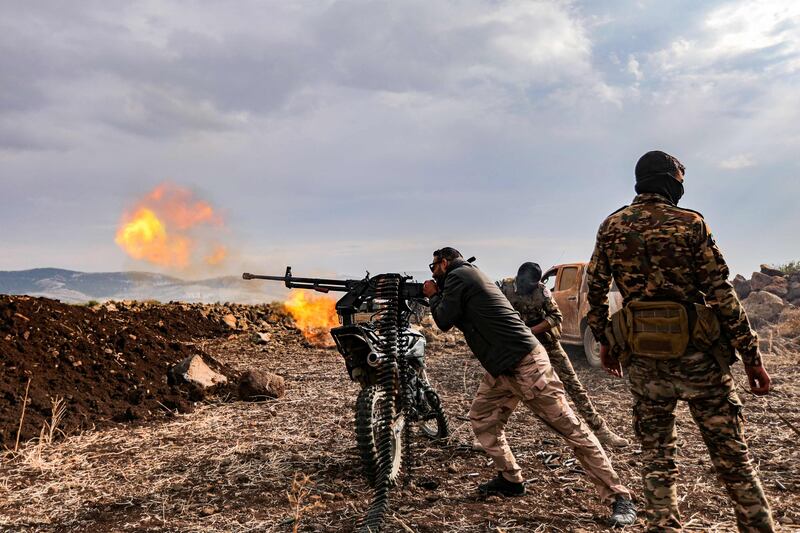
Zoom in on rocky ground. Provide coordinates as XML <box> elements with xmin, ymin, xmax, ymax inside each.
<box><xmin>0</xmin><ymin>297</ymin><xmax>798</xmax><ymax>532</ymax></box>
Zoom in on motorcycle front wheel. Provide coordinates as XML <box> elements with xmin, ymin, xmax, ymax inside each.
<box><xmin>355</xmin><ymin>386</ymin><xmax>403</xmax><ymax>485</ymax></box>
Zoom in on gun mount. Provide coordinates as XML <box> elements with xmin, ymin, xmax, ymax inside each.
<box><xmin>243</xmin><ymin>266</ymin><xmax>447</xmax><ymax>533</ymax></box>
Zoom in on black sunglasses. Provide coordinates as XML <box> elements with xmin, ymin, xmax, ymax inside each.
<box><xmin>429</xmin><ymin>260</ymin><xmax>442</xmax><ymax>272</ymax></box>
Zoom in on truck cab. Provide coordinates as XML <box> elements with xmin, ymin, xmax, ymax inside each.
<box><xmin>540</xmin><ymin>262</ymin><xmax>622</xmax><ymax>367</ymax></box>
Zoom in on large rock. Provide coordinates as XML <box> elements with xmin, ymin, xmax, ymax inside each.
<box><xmin>171</xmin><ymin>355</ymin><xmax>228</xmax><ymax>389</ymax></box>
<box><xmin>238</xmin><ymin>370</ymin><xmax>285</xmax><ymax>401</ymax></box>
<box><xmin>733</xmin><ymin>274</ymin><xmax>752</xmax><ymax>300</ymax></box>
<box><xmin>222</xmin><ymin>314</ymin><xmax>237</xmax><ymax>329</ymax></box>
<box><xmin>788</xmin><ymin>281</ymin><xmax>800</xmax><ymax>302</ymax></box>
<box><xmin>750</xmin><ymin>272</ymin><xmax>778</xmax><ymax>292</ymax></box>
<box><xmin>763</xmin><ymin>277</ymin><xmax>789</xmax><ymax>299</ymax></box>
<box><xmin>760</xmin><ymin>264</ymin><xmax>784</xmax><ymax>277</ymax></box>
<box><xmin>742</xmin><ymin>291</ymin><xmax>788</xmax><ymax>324</ymax></box>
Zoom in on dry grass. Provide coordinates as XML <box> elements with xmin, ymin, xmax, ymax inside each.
<box><xmin>0</xmin><ymin>328</ymin><xmax>798</xmax><ymax>532</ymax></box>
<box><xmin>777</xmin><ymin>308</ymin><xmax>800</xmax><ymax>339</ymax></box>
<box><xmin>39</xmin><ymin>396</ymin><xmax>68</xmax><ymax>446</ymax></box>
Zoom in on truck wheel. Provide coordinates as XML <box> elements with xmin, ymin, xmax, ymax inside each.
<box><xmin>582</xmin><ymin>327</ymin><xmax>602</xmax><ymax>368</ymax></box>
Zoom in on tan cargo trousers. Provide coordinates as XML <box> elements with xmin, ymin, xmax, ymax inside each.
<box><xmin>469</xmin><ymin>345</ymin><xmax>630</xmax><ymax>503</ymax></box>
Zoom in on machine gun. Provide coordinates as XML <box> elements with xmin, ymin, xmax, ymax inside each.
<box><xmin>243</xmin><ymin>267</ymin><xmax>448</xmax><ymax>532</ymax></box>
<box><xmin>243</xmin><ymin>266</ymin><xmax>425</xmax><ymax>326</ymax></box>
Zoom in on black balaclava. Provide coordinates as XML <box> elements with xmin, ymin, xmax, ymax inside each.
<box><xmin>634</xmin><ymin>150</ymin><xmax>685</xmax><ymax>205</ymax></box>
<box><xmin>516</xmin><ymin>262</ymin><xmax>542</xmax><ymax>295</ymax></box>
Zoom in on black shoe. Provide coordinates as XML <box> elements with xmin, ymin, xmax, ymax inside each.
<box><xmin>609</xmin><ymin>496</ymin><xmax>637</xmax><ymax>527</ymax></box>
<box><xmin>477</xmin><ymin>473</ymin><xmax>525</xmax><ymax>497</ymax></box>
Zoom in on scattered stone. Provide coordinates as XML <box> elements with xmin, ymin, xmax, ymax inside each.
<box><xmin>743</xmin><ymin>291</ymin><xmax>788</xmax><ymax>324</ymax></box>
<box><xmin>750</xmin><ymin>272</ymin><xmax>778</xmax><ymax>292</ymax></box>
<box><xmin>253</xmin><ymin>332</ymin><xmax>272</xmax><ymax>344</ymax></box>
<box><xmin>787</xmin><ymin>281</ymin><xmax>800</xmax><ymax>302</ymax></box>
<box><xmin>763</xmin><ymin>278</ymin><xmax>789</xmax><ymax>298</ymax></box>
<box><xmin>237</xmin><ymin>369</ymin><xmax>285</xmax><ymax>400</ymax></box>
<box><xmin>171</xmin><ymin>355</ymin><xmax>228</xmax><ymax>389</ymax></box>
<box><xmin>760</xmin><ymin>264</ymin><xmax>785</xmax><ymax>277</ymax></box>
<box><xmin>222</xmin><ymin>314</ymin><xmax>237</xmax><ymax>329</ymax></box>
<box><xmin>416</xmin><ymin>478</ymin><xmax>440</xmax><ymax>490</ymax></box>
<box><xmin>733</xmin><ymin>275</ymin><xmax>752</xmax><ymax>300</ymax></box>
<box><xmin>200</xmin><ymin>506</ymin><xmax>217</xmax><ymax>516</ymax></box>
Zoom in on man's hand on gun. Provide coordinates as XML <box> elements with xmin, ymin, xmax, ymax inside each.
<box><xmin>423</xmin><ymin>280</ymin><xmax>439</xmax><ymax>298</ymax></box>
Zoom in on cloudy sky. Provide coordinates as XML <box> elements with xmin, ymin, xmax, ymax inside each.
<box><xmin>2</xmin><ymin>0</ymin><xmax>799</xmax><ymax>281</ymax></box>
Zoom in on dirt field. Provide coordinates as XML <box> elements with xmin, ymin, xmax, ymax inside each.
<box><xmin>1</xmin><ymin>302</ymin><xmax>799</xmax><ymax>532</ymax></box>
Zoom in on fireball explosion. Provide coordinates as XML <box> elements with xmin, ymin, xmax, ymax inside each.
<box><xmin>284</xmin><ymin>290</ymin><xmax>339</xmax><ymax>347</ymax></box>
<box><xmin>115</xmin><ymin>184</ymin><xmax>227</xmax><ymax>270</ymax></box>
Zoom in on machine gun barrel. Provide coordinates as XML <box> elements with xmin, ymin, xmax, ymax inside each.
<box><xmin>242</xmin><ymin>266</ymin><xmax>355</xmax><ymax>293</ymax></box>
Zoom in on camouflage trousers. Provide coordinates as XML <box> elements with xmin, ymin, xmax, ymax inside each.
<box><xmin>469</xmin><ymin>345</ymin><xmax>630</xmax><ymax>503</ymax></box>
<box><xmin>542</xmin><ymin>340</ymin><xmax>605</xmax><ymax>431</ymax></box>
<box><xmin>627</xmin><ymin>351</ymin><xmax>774</xmax><ymax>532</ymax></box>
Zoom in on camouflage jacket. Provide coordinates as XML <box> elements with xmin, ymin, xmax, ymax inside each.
<box><xmin>497</xmin><ymin>278</ymin><xmax>563</xmax><ymax>344</ymax></box>
<box><xmin>586</xmin><ymin>193</ymin><xmax>761</xmax><ymax>366</ymax></box>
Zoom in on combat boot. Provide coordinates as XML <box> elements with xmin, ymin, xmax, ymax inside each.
<box><xmin>609</xmin><ymin>495</ymin><xmax>637</xmax><ymax>527</ymax></box>
<box><xmin>477</xmin><ymin>473</ymin><xmax>525</xmax><ymax>497</ymax></box>
<box><xmin>594</xmin><ymin>424</ymin><xmax>630</xmax><ymax>448</ymax></box>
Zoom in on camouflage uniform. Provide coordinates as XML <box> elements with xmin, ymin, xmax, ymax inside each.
<box><xmin>498</xmin><ymin>278</ymin><xmax>606</xmax><ymax>432</ymax></box>
<box><xmin>586</xmin><ymin>192</ymin><xmax>774</xmax><ymax>532</ymax></box>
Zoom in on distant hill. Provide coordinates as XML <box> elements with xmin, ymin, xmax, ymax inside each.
<box><xmin>0</xmin><ymin>268</ymin><xmax>288</xmax><ymax>304</ymax></box>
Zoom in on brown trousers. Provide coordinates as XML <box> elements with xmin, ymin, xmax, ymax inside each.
<box><xmin>542</xmin><ymin>339</ymin><xmax>605</xmax><ymax>431</ymax></box>
<box><xmin>469</xmin><ymin>345</ymin><xmax>630</xmax><ymax>503</ymax></box>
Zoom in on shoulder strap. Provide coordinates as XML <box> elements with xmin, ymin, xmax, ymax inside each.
<box><xmin>675</xmin><ymin>206</ymin><xmax>705</xmax><ymax>218</ymax></box>
<box><xmin>608</xmin><ymin>205</ymin><xmax>628</xmax><ymax>217</ymax></box>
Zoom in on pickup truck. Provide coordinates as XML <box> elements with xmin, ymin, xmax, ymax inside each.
<box><xmin>540</xmin><ymin>262</ymin><xmax>623</xmax><ymax>367</ymax></box>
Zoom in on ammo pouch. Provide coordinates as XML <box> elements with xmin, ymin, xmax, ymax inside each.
<box><xmin>693</xmin><ymin>303</ymin><xmax>738</xmax><ymax>370</ymax></box>
<box><xmin>691</xmin><ymin>303</ymin><xmax>721</xmax><ymax>351</ymax></box>
<box><xmin>606</xmin><ymin>300</ymin><xmax>726</xmax><ymax>361</ymax></box>
<box><xmin>606</xmin><ymin>301</ymin><xmax>689</xmax><ymax>360</ymax></box>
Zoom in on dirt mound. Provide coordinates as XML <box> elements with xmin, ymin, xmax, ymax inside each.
<box><xmin>0</xmin><ymin>296</ymin><xmax>270</xmax><ymax>449</ymax></box>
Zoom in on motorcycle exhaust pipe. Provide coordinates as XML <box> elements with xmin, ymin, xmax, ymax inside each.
<box><xmin>367</xmin><ymin>352</ymin><xmax>385</xmax><ymax>367</ymax></box>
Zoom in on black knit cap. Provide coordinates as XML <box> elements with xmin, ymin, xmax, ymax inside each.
<box><xmin>635</xmin><ymin>150</ymin><xmax>685</xmax><ymax>181</ymax></box>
